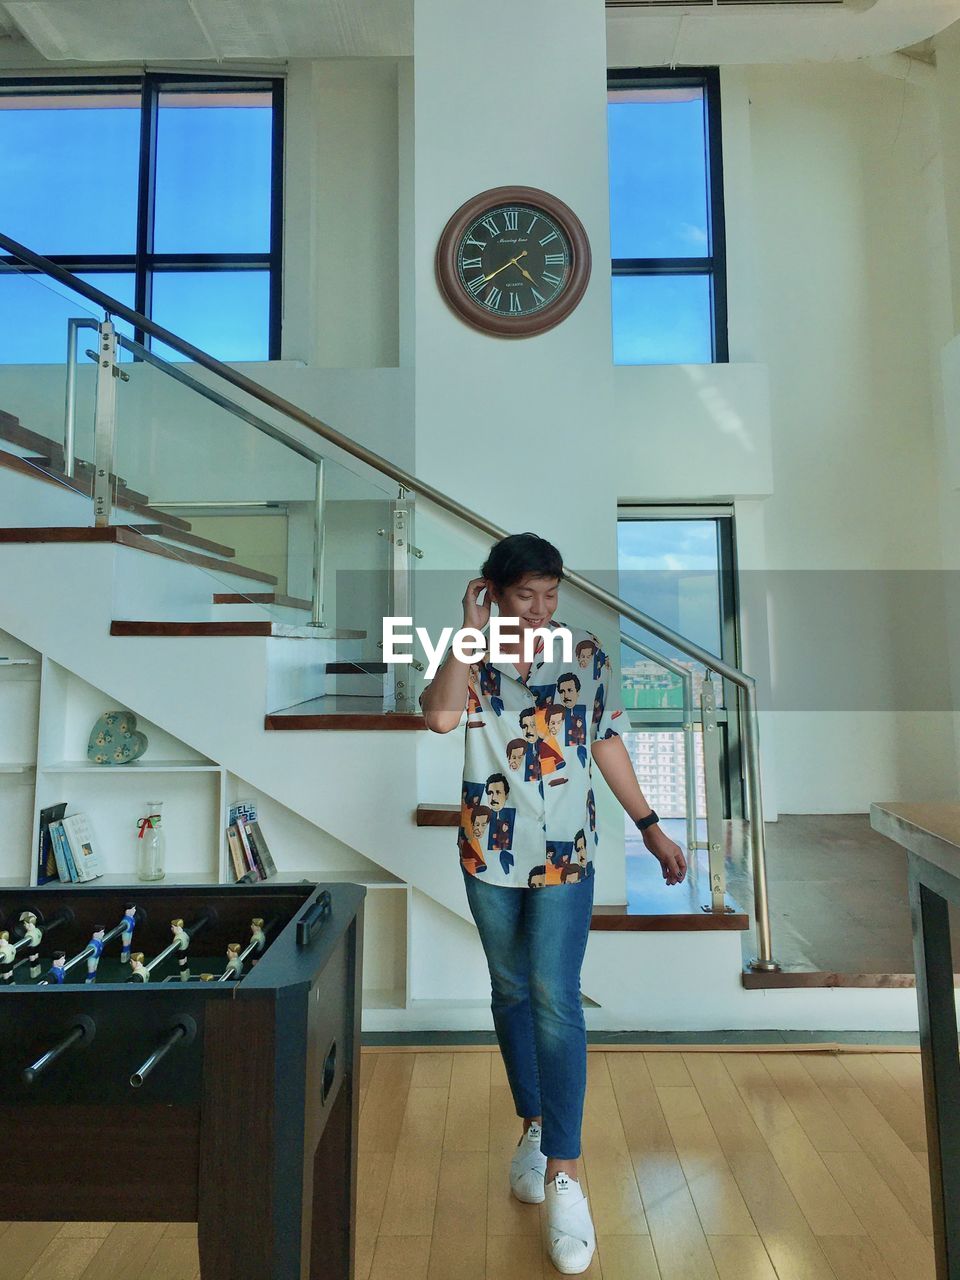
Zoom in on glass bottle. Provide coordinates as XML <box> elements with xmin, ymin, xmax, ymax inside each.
<box><xmin>136</xmin><ymin>801</ymin><xmax>166</xmax><ymax>882</ymax></box>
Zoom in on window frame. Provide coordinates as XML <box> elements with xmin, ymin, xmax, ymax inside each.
<box><xmin>0</xmin><ymin>70</ymin><xmax>284</xmax><ymax>360</ymax></box>
<box><xmin>607</xmin><ymin>65</ymin><xmax>729</xmax><ymax>364</ymax></box>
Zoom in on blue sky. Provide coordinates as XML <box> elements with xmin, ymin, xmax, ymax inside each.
<box><xmin>0</xmin><ymin>96</ymin><xmax>272</xmax><ymax>361</ymax></box>
<box><xmin>607</xmin><ymin>91</ymin><xmax>713</xmax><ymax>364</ymax></box>
<box><xmin>617</xmin><ymin>518</ymin><xmax>722</xmax><ymax>660</ymax></box>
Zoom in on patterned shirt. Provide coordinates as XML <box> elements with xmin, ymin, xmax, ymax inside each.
<box><xmin>432</xmin><ymin>618</ymin><xmax>629</xmax><ymax>889</ymax></box>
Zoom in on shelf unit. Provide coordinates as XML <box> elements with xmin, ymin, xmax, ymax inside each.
<box><xmin>0</xmin><ymin>633</ymin><xmax>410</xmax><ymax>1014</ymax></box>
<box><xmin>0</xmin><ymin>634</ymin><xmax>40</xmax><ymax>879</ymax></box>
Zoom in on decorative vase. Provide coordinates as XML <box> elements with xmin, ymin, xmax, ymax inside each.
<box><xmin>136</xmin><ymin>802</ymin><xmax>165</xmax><ymax>882</ymax></box>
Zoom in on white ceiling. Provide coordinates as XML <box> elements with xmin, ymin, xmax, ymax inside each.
<box><xmin>606</xmin><ymin>0</ymin><xmax>960</xmax><ymax>65</ymax></box>
<box><xmin>0</xmin><ymin>0</ymin><xmax>956</xmax><ymax>65</ymax></box>
<box><xmin>0</xmin><ymin>0</ymin><xmax>413</xmax><ymax>61</ymax></box>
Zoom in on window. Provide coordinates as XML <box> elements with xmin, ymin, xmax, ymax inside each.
<box><xmin>616</xmin><ymin>506</ymin><xmax>743</xmax><ymax>823</ymax></box>
<box><xmin>0</xmin><ymin>73</ymin><xmax>283</xmax><ymax>363</ymax></box>
<box><xmin>607</xmin><ymin>68</ymin><xmax>727</xmax><ymax>365</ymax></box>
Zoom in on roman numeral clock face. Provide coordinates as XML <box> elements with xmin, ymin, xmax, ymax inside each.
<box><xmin>458</xmin><ymin>207</ymin><xmax>570</xmax><ymax>316</ymax></box>
<box><xmin>436</xmin><ymin>187</ymin><xmax>591</xmax><ymax>337</ymax></box>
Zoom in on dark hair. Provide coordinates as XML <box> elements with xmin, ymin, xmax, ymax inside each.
<box><xmin>481</xmin><ymin>532</ymin><xmax>564</xmax><ymax>592</ymax></box>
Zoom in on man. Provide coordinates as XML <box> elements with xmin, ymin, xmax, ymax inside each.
<box><xmin>419</xmin><ymin>532</ymin><xmax>686</xmax><ymax>1275</ymax></box>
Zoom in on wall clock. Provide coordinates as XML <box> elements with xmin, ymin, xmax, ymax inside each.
<box><xmin>435</xmin><ymin>185</ymin><xmax>592</xmax><ymax>337</ymax></box>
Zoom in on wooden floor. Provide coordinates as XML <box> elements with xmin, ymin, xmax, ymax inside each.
<box><xmin>1</xmin><ymin>1045</ymin><xmax>935</xmax><ymax>1279</ymax></box>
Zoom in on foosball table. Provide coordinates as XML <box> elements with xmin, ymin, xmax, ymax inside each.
<box><xmin>0</xmin><ymin>880</ymin><xmax>365</xmax><ymax>1280</ymax></box>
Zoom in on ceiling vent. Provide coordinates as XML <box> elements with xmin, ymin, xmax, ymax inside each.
<box><xmin>606</xmin><ymin>0</ymin><xmax>864</xmax><ymax>7</ymax></box>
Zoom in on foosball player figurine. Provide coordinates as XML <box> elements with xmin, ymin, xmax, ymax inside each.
<box><xmin>129</xmin><ymin>952</ymin><xmax>148</xmax><ymax>982</ymax></box>
<box><xmin>171</xmin><ymin>918</ymin><xmax>190</xmax><ymax>981</ymax></box>
<box><xmin>250</xmin><ymin>916</ymin><xmax>266</xmax><ymax>959</ymax></box>
<box><xmin>19</xmin><ymin>911</ymin><xmax>43</xmax><ymax>979</ymax></box>
<box><xmin>120</xmin><ymin>903</ymin><xmax>137</xmax><ymax>963</ymax></box>
<box><xmin>85</xmin><ymin>927</ymin><xmax>106</xmax><ymax>984</ymax></box>
<box><xmin>224</xmin><ymin>943</ymin><xmax>244</xmax><ymax>981</ymax></box>
<box><xmin>0</xmin><ymin>931</ymin><xmax>15</xmax><ymax>983</ymax></box>
<box><xmin>48</xmin><ymin>951</ymin><xmax>67</xmax><ymax>984</ymax></box>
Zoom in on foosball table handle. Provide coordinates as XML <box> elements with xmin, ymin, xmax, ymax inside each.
<box><xmin>22</xmin><ymin>1014</ymin><xmax>96</xmax><ymax>1085</ymax></box>
<box><xmin>130</xmin><ymin>1015</ymin><xmax>197</xmax><ymax>1088</ymax></box>
<box><xmin>296</xmin><ymin>891</ymin><xmax>332</xmax><ymax>947</ymax></box>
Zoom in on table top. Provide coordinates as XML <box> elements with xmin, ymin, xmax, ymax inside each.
<box><xmin>870</xmin><ymin>801</ymin><xmax>960</xmax><ymax>880</ymax></box>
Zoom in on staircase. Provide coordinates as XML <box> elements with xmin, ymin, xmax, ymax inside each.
<box><xmin>0</xmin><ymin>409</ymin><xmax>775</xmax><ymax>1024</ymax></box>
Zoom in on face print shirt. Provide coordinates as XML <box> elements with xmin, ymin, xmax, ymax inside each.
<box><xmin>449</xmin><ymin>619</ymin><xmax>629</xmax><ymax>889</ymax></box>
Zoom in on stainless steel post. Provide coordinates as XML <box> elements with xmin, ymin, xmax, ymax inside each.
<box><xmin>742</xmin><ymin>682</ymin><xmax>777</xmax><ymax>970</ymax></box>
<box><xmin>700</xmin><ymin>674</ymin><xmax>727</xmax><ymax>915</ymax></box>
<box><xmin>311</xmin><ymin>458</ymin><xmax>327</xmax><ymax>628</ymax></box>
<box><xmin>389</xmin><ymin>493</ymin><xmax>414</xmax><ymax>714</ymax></box>
<box><xmin>63</xmin><ymin>318</ymin><xmax>81</xmax><ymax>479</ymax></box>
<box><xmin>92</xmin><ymin>321</ymin><xmax>120</xmax><ymax>528</ymax></box>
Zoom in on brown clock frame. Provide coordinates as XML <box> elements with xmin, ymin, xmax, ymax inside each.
<box><xmin>435</xmin><ymin>185</ymin><xmax>592</xmax><ymax>338</ymax></box>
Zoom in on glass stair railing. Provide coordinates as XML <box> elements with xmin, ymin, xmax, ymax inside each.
<box><xmin>0</xmin><ymin>230</ymin><xmax>778</xmax><ymax>971</ymax></box>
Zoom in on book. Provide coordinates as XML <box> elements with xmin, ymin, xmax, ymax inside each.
<box><xmin>230</xmin><ymin>820</ymin><xmax>259</xmax><ymax>879</ymax></box>
<box><xmin>226</xmin><ymin>824</ymin><xmax>247</xmax><ymax>881</ymax></box>
<box><xmin>245</xmin><ymin>819</ymin><xmax>277</xmax><ymax>880</ymax></box>
<box><xmin>38</xmin><ymin>802</ymin><xmax>67</xmax><ymax>884</ymax></box>
<box><xmin>50</xmin><ymin>820</ymin><xmax>78</xmax><ymax>883</ymax></box>
<box><xmin>238</xmin><ymin>817</ymin><xmax>267</xmax><ymax>880</ymax></box>
<box><xmin>60</xmin><ymin>813</ymin><xmax>103</xmax><ymax>883</ymax></box>
<box><xmin>229</xmin><ymin>800</ymin><xmax>258</xmax><ymax>827</ymax></box>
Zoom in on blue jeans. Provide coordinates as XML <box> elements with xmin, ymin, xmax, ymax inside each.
<box><xmin>460</xmin><ymin>862</ymin><xmax>595</xmax><ymax>1159</ymax></box>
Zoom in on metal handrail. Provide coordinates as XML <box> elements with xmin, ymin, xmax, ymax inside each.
<box><xmin>0</xmin><ymin>231</ymin><xmax>777</xmax><ymax>970</ymax></box>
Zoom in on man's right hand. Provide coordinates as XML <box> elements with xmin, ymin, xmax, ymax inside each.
<box><xmin>462</xmin><ymin>577</ymin><xmax>492</xmax><ymax>633</ymax></box>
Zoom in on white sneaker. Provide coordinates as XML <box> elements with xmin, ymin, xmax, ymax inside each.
<box><xmin>543</xmin><ymin>1170</ymin><xmax>596</xmax><ymax>1274</ymax></box>
<box><xmin>510</xmin><ymin>1121</ymin><xmax>547</xmax><ymax>1203</ymax></box>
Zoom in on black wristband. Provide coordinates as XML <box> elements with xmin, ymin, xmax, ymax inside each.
<box><xmin>634</xmin><ymin>808</ymin><xmax>659</xmax><ymax>832</ymax></box>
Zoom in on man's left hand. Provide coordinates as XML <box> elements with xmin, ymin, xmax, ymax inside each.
<box><xmin>643</xmin><ymin>826</ymin><xmax>687</xmax><ymax>885</ymax></box>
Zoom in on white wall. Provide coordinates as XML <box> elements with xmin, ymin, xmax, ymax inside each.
<box><xmin>742</xmin><ymin>61</ymin><xmax>957</xmax><ymax>809</ymax></box>
<box><xmin>282</xmin><ymin>58</ymin><xmax>402</xmax><ymax>369</ymax></box>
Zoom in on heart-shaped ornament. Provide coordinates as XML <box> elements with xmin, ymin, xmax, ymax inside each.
<box><xmin>87</xmin><ymin>710</ymin><xmax>149</xmax><ymax>766</ymax></box>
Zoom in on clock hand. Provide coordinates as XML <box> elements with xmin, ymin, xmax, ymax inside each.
<box><xmin>483</xmin><ymin>249</ymin><xmax>528</xmax><ymax>284</ymax></box>
<box><xmin>516</xmin><ymin>262</ymin><xmax>539</xmax><ymax>287</ymax></box>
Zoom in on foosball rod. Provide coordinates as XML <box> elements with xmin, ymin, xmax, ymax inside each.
<box><xmin>130</xmin><ymin>1016</ymin><xmax>196</xmax><ymax>1088</ymax></box>
<box><xmin>37</xmin><ymin>916</ymin><xmax>129</xmax><ymax>985</ymax></box>
<box><xmin>22</xmin><ymin>1015</ymin><xmax>95</xmax><ymax>1085</ymax></box>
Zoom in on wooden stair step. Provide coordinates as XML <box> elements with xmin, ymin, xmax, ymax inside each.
<box><xmin>741</xmin><ymin>968</ymin><xmax>960</xmax><ymax>990</ymax></box>
<box><xmin>0</xmin><ymin>446</ymin><xmax>193</xmax><ymax>532</ymax></box>
<box><xmin>0</xmin><ymin>526</ymin><xmax>275</xmax><ymax>584</ymax></box>
<box><xmin>128</xmin><ymin>523</ymin><xmax>237</xmax><ymax>558</ymax></box>
<box><xmin>0</xmin><ymin>409</ymin><xmax>152</xmax><ymax>506</ymax></box>
<box><xmin>590</xmin><ymin>902</ymin><xmax>748</xmax><ymax>931</ymax></box>
<box><xmin>0</xmin><ymin>410</ymin><xmax>65</xmax><ymax>469</ymax></box>
<box><xmin>326</xmin><ymin>661</ymin><xmax>389</xmax><ymax>675</ymax></box>
<box><xmin>111</xmin><ymin>621</ymin><xmax>366</xmax><ymax>638</ymax></box>
<box><xmin>213</xmin><ymin>592</ymin><xmax>313</xmax><ymax>610</ymax></box>
<box><xmin>24</xmin><ymin>455</ymin><xmax>152</xmax><ymax>507</ymax></box>
<box><xmin>0</xmin><ymin>448</ymin><xmax>83</xmax><ymax>495</ymax></box>
<box><xmin>266</xmin><ymin>694</ymin><xmax>425</xmax><ymax>731</ymax></box>
<box><xmin>417</xmin><ymin>803</ymin><xmax>459</xmax><ymax>827</ymax></box>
